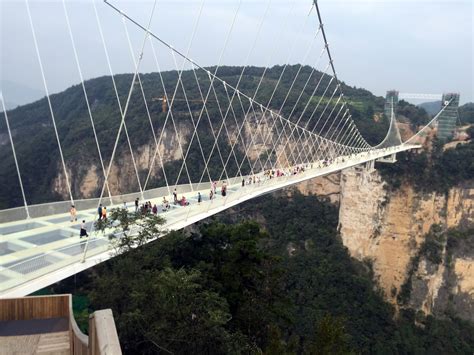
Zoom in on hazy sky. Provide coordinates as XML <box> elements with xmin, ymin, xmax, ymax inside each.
<box><xmin>1</xmin><ymin>0</ymin><xmax>473</xmax><ymax>106</ymax></box>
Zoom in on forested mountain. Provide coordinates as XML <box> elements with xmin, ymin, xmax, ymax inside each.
<box><xmin>0</xmin><ymin>65</ymin><xmax>402</xmax><ymax>209</ymax></box>
<box><xmin>459</xmin><ymin>102</ymin><xmax>474</xmax><ymax>124</ymax></box>
<box><xmin>418</xmin><ymin>100</ymin><xmax>474</xmax><ymax>124</ymax></box>
<box><xmin>418</xmin><ymin>101</ymin><xmax>442</xmax><ymax>116</ymax></box>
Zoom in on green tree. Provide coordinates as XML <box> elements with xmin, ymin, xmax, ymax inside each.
<box><xmin>95</xmin><ymin>207</ymin><xmax>166</xmax><ymax>254</ymax></box>
<box><xmin>305</xmin><ymin>315</ymin><xmax>353</xmax><ymax>355</ymax></box>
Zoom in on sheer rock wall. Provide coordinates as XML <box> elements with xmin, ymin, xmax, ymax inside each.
<box><xmin>337</xmin><ymin>165</ymin><xmax>473</xmax><ymax>320</ymax></box>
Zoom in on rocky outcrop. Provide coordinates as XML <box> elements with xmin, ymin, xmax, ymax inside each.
<box><xmin>296</xmin><ymin>173</ymin><xmax>341</xmax><ymax>204</ymax></box>
<box><xmin>51</xmin><ymin>121</ymin><xmax>194</xmax><ymax>198</ymax></box>
<box><xmin>337</xmin><ymin>164</ymin><xmax>474</xmax><ymax>320</ymax></box>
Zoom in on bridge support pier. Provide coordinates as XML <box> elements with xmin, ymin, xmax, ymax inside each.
<box><xmin>376</xmin><ymin>153</ymin><xmax>397</xmax><ymax>164</ymax></box>
<box><xmin>365</xmin><ymin>160</ymin><xmax>375</xmax><ymax>172</ymax></box>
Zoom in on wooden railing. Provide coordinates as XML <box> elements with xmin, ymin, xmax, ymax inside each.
<box><xmin>0</xmin><ymin>294</ymin><xmax>121</xmax><ymax>355</ymax></box>
<box><xmin>0</xmin><ymin>294</ymin><xmax>69</xmax><ymax>320</ymax></box>
<box><xmin>89</xmin><ymin>310</ymin><xmax>122</xmax><ymax>355</ymax></box>
<box><xmin>69</xmin><ymin>296</ymin><xmax>89</xmax><ymax>355</ymax></box>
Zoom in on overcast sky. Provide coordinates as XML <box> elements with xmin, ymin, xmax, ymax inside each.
<box><xmin>1</xmin><ymin>0</ymin><xmax>473</xmax><ymax>107</ymax></box>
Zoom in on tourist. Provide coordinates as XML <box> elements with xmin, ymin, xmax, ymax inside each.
<box><xmin>242</xmin><ymin>178</ymin><xmax>245</xmax><ymax>187</ymax></box>
<box><xmin>209</xmin><ymin>189</ymin><xmax>214</xmax><ymax>200</ymax></box>
<box><xmin>152</xmin><ymin>204</ymin><xmax>158</xmax><ymax>215</ymax></box>
<box><xmin>221</xmin><ymin>181</ymin><xmax>227</xmax><ymax>197</ymax></box>
<box><xmin>80</xmin><ymin>220</ymin><xmax>88</xmax><ymax>238</ymax></box>
<box><xmin>70</xmin><ymin>205</ymin><xmax>77</xmax><ymax>222</ymax></box>
<box><xmin>198</xmin><ymin>192</ymin><xmax>202</xmax><ymax>204</ymax></box>
<box><xmin>98</xmin><ymin>204</ymin><xmax>103</xmax><ymax>221</ymax></box>
<box><xmin>180</xmin><ymin>196</ymin><xmax>189</xmax><ymax>206</ymax></box>
<box><xmin>102</xmin><ymin>206</ymin><xmax>107</xmax><ymax>220</ymax></box>
<box><xmin>134</xmin><ymin>198</ymin><xmax>139</xmax><ymax>212</ymax></box>
<box><xmin>162</xmin><ymin>196</ymin><xmax>170</xmax><ymax>210</ymax></box>
<box><xmin>173</xmin><ymin>188</ymin><xmax>178</xmax><ymax>204</ymax></box>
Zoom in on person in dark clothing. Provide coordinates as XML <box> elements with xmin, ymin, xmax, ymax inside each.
<box><xmin>173</xmin><ymin>188</ymin><xmax>178</xmax><ymax>204</ymax></box>
<box><xmin>242</xmin><ymin>178</ymin><xmax>245</xmax><ymax>187</ymax></box>
<box><xmin>198</xmin><ymin>192</ymin><xmax>202</xmax><ymax>204</ymax></box>
<box><xmin>98</xmin><ymin>204</ymin><xmax>103</xmax><ymax>221</ymax></box>
<box><xmin>135</xmin><ymin>198</ymin><xmax>139</xmax><ymax>212</ymax></box>
<box><xmin>80</xmin><ymin>220</ymin><xmax>89</xmax><ymax>238</ymax></box>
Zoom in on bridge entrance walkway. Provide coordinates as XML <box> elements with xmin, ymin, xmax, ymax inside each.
<box><xmin>0</xmin><ymin>145</ymin><xmax>417</xmax><ymax>297</ymax></box>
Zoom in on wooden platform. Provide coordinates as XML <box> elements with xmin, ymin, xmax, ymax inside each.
<box><xmin>0</xmin><ymin>331</ymin><xmax>70</xmax><ymax>354</ymax></box>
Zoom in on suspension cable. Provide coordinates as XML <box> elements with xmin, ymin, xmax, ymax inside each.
<box><xmin>1</xmin><ymin>93</ymin><xmax>30</xmax><ymax>218</ymax></box>
<box><xmin>82</xmin><ymin>0</ymin><xmax>158</xmax><ymax>262</ymax></box>
<box><xmin>62</xmin><ymin>0</ymin><xmax>113</xmax><ymax>203</ymax></box>
<box><xmin>92</xmin><ymin>0</ymin><xmax>144</xmax><ymax>200</ymax></box>
<box><xmin>25</xmin><ymin>0</ymin><xmax>74</xmax><ymax>205</ymax></box>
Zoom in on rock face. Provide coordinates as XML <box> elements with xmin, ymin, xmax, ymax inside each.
<box><xmin>296</xmin><ymin>173</ymin><xmax>341</xmax><ymax>204</ymax></box>
<box><xmin>337</xmin><ymin>165</ymin><xmax>474</xmax><ymax>320</ymax></box>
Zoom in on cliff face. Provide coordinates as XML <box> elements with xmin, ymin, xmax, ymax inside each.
<box><xmin>296</xmin><ymin>173</ymin><xmax>341</xmax><ymax>204</ymax></box>
<box><xmin>50</xmin><ymin>110</ymin><xmax>293</xmax><ymax>200</ymax></box>
<box><xmin>51</xmin><ymin>121</ymin><xmax>196</xmax><ymax>198</ymax></box>
<box><xmin>337</xmin><ymin>164</ymin><xmax>474</xmax><ymax>320</ymax></box>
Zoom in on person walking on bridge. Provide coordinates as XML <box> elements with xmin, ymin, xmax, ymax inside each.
<box><xmin>221</xmin><ymin>181</ymin><xmax>227</xmax><ymax>197</ymax></box>
<box><xmin>173</xmin><ymin>188</ymin><xmax>178</xmax><ymax>204</ymax></box>
<box><xmin>70</xmin><ymin>205</ymin><xmax>77</xmax><ymax>222</ymax></box>
<box><xmin>98</xmin><ymin>204</ymin><xmax>103</xmax><ymax>221</ymax></box>
<box><xmin>80</xmin><ymin>220</ymin><xmax>88</xmax><ymax>238</ymax></box>
<box><xmin>134</xmin><ymin>198</ymin><xmax>139</xmax><ymax>213</ymax></box>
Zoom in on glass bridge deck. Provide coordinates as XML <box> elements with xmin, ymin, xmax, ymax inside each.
<box><xmin>0</xmin><ymin>145</ymin><xmax>419</xmax><ymax>297</ymax></box>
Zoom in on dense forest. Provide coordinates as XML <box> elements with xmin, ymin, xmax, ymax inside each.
<box><xmin>0</xmin><ymin>65</ymin><xmax>405</xmax><ymax>209</ymax></box>
<box><xmin>459</xmin><ymin>103</ymin><xmax>474</xmax><ymax>124</ymax></box>
<box><xmin>45</xmin><ymin>191</ymin><xmax>474</xmax><ymax>354</ymax></box>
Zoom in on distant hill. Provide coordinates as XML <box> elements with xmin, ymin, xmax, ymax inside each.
<box><xmin>0</xmin><ymin>80</ymin><xmax>44</xmax><ymax>111</ymax></box>
<box><xmin>418</xmin><ymin>101</ymin><xmax>474</xmax><ymax>125</ymax></box>
<box><xmin>459</xmin><ymin>102</ymin><xmax>474</xmax><ymax>124</ymax></box>
<box><xmin>418</xmin><ymin>101</ymin><xmax>441</xmax><ymax>117</ymax></box>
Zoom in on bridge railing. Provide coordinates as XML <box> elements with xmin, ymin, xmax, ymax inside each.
<box><xmin>0</xmin><ymin>169</ymin><xmax>302</xmax><ymax>294</ymax></box>
<box><xmin>0</xmin><ymin>177</ymin><xmax>248</xmax><ymax>224</ymax></box>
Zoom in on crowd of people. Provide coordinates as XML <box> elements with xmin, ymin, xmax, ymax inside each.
<box><xmin>72</xmin><ymin>151</ymin><xmax>396</xmax><ymax>240</ymax></box>
<box><xmin>71</xmin><ymin>169</ymin><xmax>308</xmax><ymax>239</ymax></box>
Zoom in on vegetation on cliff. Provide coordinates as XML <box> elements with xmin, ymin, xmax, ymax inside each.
<box><xmin>49</xmin><ymin>192</ymin><xmax>474</xmax><ymax>354</ymax></box>
<box><xmin>396</xmin><ymin>99</ymin><xmax>430</xmax><ymax>128</ymax></box>
<box><xmin>398</xmin><ymin>225</ymin><xmax>474</xmax><ymax>324</ymax></box>
<box><xmin>459</xmin><ymin>102</ymin><xmax>474</xmax><ymax>124</ymax></box>
<box><xmin>378</xmin><ymin>138</ymin><xmax>474</xmax><ymax>192</ymax></box>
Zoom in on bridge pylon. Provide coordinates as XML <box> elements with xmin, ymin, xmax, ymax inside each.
<box><xmin>437</xmin><ymin>93</ymin><xmax>460</xmax><ymax>140</ymax></box>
